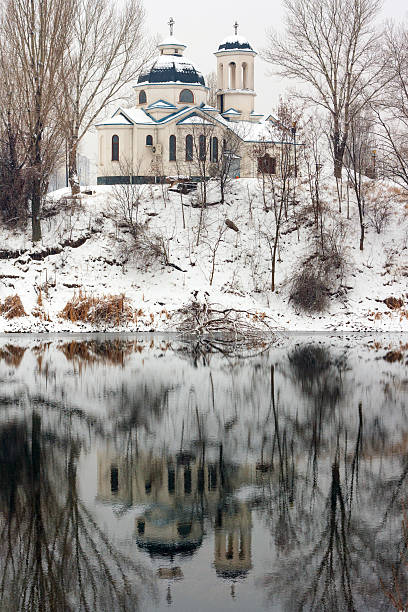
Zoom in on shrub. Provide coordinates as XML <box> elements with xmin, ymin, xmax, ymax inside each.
<box><xmin>364</xmin><ymin>182</ymin><xmax>394</xmax><ymax>234</ymax></box>
<box><xmin>59</xmin><ymin>292</ymin><xmax>133</xmax><ymax>325</ymax></box>
<box><xmin>0</xmin><ymin>295</ymin><xmax>26</xmax><ymax>319</ymax></box>
<box><xmin>289</xmin><ymin>268</ymin><xmax>329</xmax><ymax>313</ymax></box>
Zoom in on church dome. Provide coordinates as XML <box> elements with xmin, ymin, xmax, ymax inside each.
<box><xmin>218</xmin><ymin>34</ymin><xmax>254</xmax><ymax>52</ymax></box>
<box><xmin>137</xmin><ymin>54</ymin><xmax>205</xmax><ymax>86</ymax></box>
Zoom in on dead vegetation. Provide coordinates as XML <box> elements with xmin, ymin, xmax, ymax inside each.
<box><xmin>59</xmin><ymin>291</ymin><xmax>133</xmax><ymax>325</ymax></box>
<box><xmin>0</xmin><ymin>294</ymin><xmax>26</xmax><ymax>318</ymax></box>
<box><xmin>173</xmin><ymin>295</ymin><xmax>277</xmax><ymax>353</ymax></box>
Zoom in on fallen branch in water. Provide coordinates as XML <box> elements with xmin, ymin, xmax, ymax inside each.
<box><xmin>172</xmin><ymin>296</ymin><xmax>279</xmax><ymax>351</ymax></box>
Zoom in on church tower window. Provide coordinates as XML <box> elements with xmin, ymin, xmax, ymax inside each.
<box><xmin>229</xmin><ymin>62</ymin><xmax>236</xmax><ymax>89</ymax></box>
<box><xmin>112</xmin><ymin>135</ymin><xmax>119</xmax><ymax>161</ymax></box>
<box><xmin>186</xmin><ymin>135</ymin><xmax>193</xmax><ymax>161</ymax></box>
<box><xmin>139</xmin><ymin>90</ymin><xmax>147</xmax><ymax>104</ymax></box>
<box><xmin>179</xmin><ymin>89</ymin><xmax>194</xmax><ymax>103</ymax></box>
<box><xmin>242</xmin><ymin>62</ymin><xmax>248</xmax><ymax>89</ymax></box>
<box><xmin>169</xmin><ymin>135</ymin><xmax>176</xmax><ymax>161</ymax></box>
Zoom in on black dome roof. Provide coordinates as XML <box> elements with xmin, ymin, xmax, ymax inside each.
<box><xmin>218</xmin><ymin>35</ymin><xmax>253</xmax><ymax>52</ymax></box>
<box><xmin>137</xmin><ymin>54</ymin><xmax>205</xmax><ymax>86</ymax></box>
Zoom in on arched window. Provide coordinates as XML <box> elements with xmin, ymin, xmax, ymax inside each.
<box><xmin>146</xmin><ymin>134</ymin><xmax>153</xmax><ymax>146</ymax></box>
<box><xmin>186</xmin><ymin>134</ymin><xmax>193</xmax><ymax>161</ymax></box>
<box><xmin>242</xmin><ymin>62</ymin><xmax>248</xmax><ymax>89</ymax></box>
<box><xmin>112</xmin><ymin>135</ymin><xmax>119</xmax><ymax>161</ymax></box>
<box><xmin>211</xmin><ymin>137</ymin><xmax>218</xmax><ymax>162</ymax></box>
<box><xmin>199</xmin><ymin>135</ymin><xmax>206</xmax><ymax>161</ymax></box>
<box><xmin>218</xmin><ymin>63</ymin><xmax>224</xmax><ymax>88</ymax></box>
<box><xmin>139</xmin><ymin>90</ymin><xmax>147</xmax><ymax>104</ymax></box>
<box><xmin>229</xmin><ymin>62</ymin><xmax>236</xmax><ymax>89</ymax></box>
<box><xmin>169</xmin><ymin>135</ymin><xmax>176</xmax><ymax>161</ymax></box>
<box><xmin>258</xmin><ymin>154</ymin><xmax>276</xmax><ymax>175</ymax></box>
<box><xmin>179</xmin><ymin>89</ymin><xmax>194</xmax><ymax>103</ymax></box>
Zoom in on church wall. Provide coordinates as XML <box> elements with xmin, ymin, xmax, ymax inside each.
<box><xmin>97</xmin><ymin>126</ymin><xmax>134</xmax><ymax>177</ymax></box>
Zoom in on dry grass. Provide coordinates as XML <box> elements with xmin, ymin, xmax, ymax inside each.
<box><xmin>0</xmin><ymin>295</ymin><xmax>26</xmax><ymax>319</ymax></box>
<box><xmin>59</xmin><ymin>291</ymin><xmax>133</xmax><ymax>325</ymax></box>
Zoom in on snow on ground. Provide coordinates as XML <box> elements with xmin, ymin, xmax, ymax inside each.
<box><xmin>0</xmin><ymin>177</ymin><xmax>407</xmax><ymax>333</ymax></box>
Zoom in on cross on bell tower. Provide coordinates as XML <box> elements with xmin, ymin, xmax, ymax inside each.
<box><xmin>233</xmin><ymin>21</ymin><xmax>239</xmax><ymax>35</ymax></box>
<box><xmin>168</xmin><ymin>17</ymin><xmax>175</xmax><ymax>36</ymax></box>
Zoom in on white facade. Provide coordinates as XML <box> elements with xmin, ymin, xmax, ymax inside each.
<box><xmin>96</xmin><ymin>25</ymin><xmax>294</xmax><ymax>184</ymax></box>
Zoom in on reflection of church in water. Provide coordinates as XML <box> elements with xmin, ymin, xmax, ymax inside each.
<box><xmin>97</xmin><ymin>446</ymin><xmax>257</xmax><ymax>580</ymax></box>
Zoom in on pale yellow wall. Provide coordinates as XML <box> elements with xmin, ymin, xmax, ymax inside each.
<box><xmin>97</xmin><ymin>116</ymin><xmax>287</xmax><ymax>179</ymax></box>
<box><xmin>97</xmin><ymin>126</ymin><xmax>133</xmax><ymax>176</ymax></box>
<box><xmin>134</xmin><ymin>83</ymin><xmax>207</xmax><ymax>109</ymax></box>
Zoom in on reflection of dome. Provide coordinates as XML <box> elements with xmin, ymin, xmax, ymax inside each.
<box><xmin>217</xmin><ymin>35</ymin><xmax>254</xmax><ymax>52</ymax></box>
<box><xmin>135</xmin><ymin>503</ymin><xmax>203</xmax><ymax>557</ymax></box>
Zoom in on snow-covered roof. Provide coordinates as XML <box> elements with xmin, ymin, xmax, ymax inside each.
<box><xmin>146</xmin><ymin>99</ymin><xmax>177</xmax><ymax>110</ymax></box>
<box><xmin>137</xmin><ymin>53</ymin><xmax>205</xmax><ymax>86</ymax></box>
<box><xmin>95</xmin><ymin>113</ymin><xmax>133</xmax><ymax>127</ymax></box>
<box><xmin>96</xmin><ymin>104</ymin><xmax>294</xmax><ymax>144</ymax></box>
<box><xmin>200</xmin><ymin>104</ymin><xmax>219</xmax><ymax>112</ymax></box>
<box><xmin>158</xmin><ymin>36</ymin><xmax>186</xmax><ymax>49</ymax></box>
<box><xmin>217</xmin><ymin>34</ymin><xmax>254</xmax><ymax>52</ymax></box>
<box><xmin>222</xmin><ymin>108</ymin><xmax>242</xmax><ymax>116</ymax></box>
<box><xmin>177</xmin><ymin>112</ymin><xmax>214</xmax><ymax>126</ymax></box>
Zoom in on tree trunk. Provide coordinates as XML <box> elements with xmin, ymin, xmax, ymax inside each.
<box><xmin>31</xmin><ymin>181</ymin><xmax>42</xmax><ymax>242</ymax></box>
<box><xmin>68</xmin><ymin>136</ymin><xmax>80</xmax><ymax>196</ymax></box>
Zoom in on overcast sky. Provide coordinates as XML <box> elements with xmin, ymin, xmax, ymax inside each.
<box><xmin>145</xmin><ymin>0</ymin><xmax>407</xmax><ymax>114</ymax></box>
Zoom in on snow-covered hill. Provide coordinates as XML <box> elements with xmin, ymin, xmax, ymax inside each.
<box><xmin>0</xmin><ymin>178</ymin><xmax>407</xmax><ymax>333</ymax></box>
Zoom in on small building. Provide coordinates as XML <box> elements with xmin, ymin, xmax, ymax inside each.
<box><xmin>96</xmin><ymin>20</ymin><xmax>295</xmax><ymax>184</ymax></box>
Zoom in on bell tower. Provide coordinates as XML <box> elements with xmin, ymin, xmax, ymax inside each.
<box><xmin>215</xmin><ymin>22</ymin><xmax>256</xmax><ymax>120</ymax></box>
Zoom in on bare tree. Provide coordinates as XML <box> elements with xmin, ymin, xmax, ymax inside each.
<box><xmin>373</xmin><ymin>23</ymin><xmax>408</xmax><ymax>191</ymax></box>
<box><xmin>206</xmin><ymin>71</ymin><xmax>218</xmax><ymax>108</ymax></box>
<box><xmin>2</xmin><ymin>0</ymin><xmax>75</xmax><ymax>241</ymax></box>
<box><xmin>264</xmin><ymin>0</ymin><xmax>384</xmax><ymax>179</ymax></box>
<box><xmin>60</xmin><ymin>0</ymin><xmax>154</xmax><ymax>195</ymax></box>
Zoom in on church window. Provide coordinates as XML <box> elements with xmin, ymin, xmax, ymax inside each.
<box><xmin>169</xmin><ymin>135</ymin><xmax>176</xmax><ymax>161</ymax></box>
<box><xmin>229</xmin><ymin>62</ymin><xmax>236</xmax><ymax>89</ymax></box>
<box><xmin>242</xmin><ymin>62</ymin><xmax>248</xmax><ymax>89</ymax></box>
<box><xmin>112</xmin><ymin>135</ymin><xmax>119</xmax><ymax>161</ymax></box>
<box><xmin>179</xmin><ymin>89</ymin><xmax>194</xmax><ymax>103</ymax></box>
<box><xmin>186</xmin><ymin>134</ymin><xmax>193</xmax><ymax>161</ymax></box>
<box><xmin>199</xmin><ymin>134</ymin><xmax>206</xmax><ymax>160</ymax></box>
<box><xmin>211</xmin><ymin>137</ymin><xmax>218</xmax><ymax>162</ymax></box>
<box><xmin>146</xmin><ymin>134</ymin><xmax>153</xmax><ymax>146</ymax></box>
<box><xmin>110</xmin><ymin>465</ymin><xmax>118</xmax><ymax>493</ymax></box>
<box><xmin>258</xmin><ymin>154</ymin><xmax>276</xmax><ymax>175</ymax></box>
<box><xmin>139</xmin><ymin>90</ymin><xmax>147</xmax><ymax>104</ymax></box>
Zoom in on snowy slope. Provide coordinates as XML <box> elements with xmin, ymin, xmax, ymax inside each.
<box><xmin>0</xmin><ymin>178</ymin><xmax>407</xmax><ymax>333</ymax></box>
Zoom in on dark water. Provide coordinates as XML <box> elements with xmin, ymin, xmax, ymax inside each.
<box><xmin>0</xmin><ymin>333</ymin><xmax>408</xmax><ymax>612</ymax></box>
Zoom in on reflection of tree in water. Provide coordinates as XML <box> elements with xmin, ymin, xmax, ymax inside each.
<box><xmin>0</xmin><ymin>414</ymin><xmax>155</xmax><ymax>612</ymax></box>
<box><xmin>259</xmin><ymin>345</ymin><xmax>392</xmax><ymax>611</ymax></box>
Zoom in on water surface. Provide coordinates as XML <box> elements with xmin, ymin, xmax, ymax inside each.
<box><xmin>0</xmin><ymin>333</ymin><xmax>407</xmax><ymax>611</ymax></box>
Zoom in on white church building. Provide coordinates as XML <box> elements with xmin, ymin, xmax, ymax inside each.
<box><xmin>96</xmin><ymin>20</ymin><xmax>294</xmax><ymax>184</ymax></box>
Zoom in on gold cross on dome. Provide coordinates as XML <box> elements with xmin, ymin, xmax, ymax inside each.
<box><xmin>234</xmin><ymin>21</ymin><xmax>239</xmax><ymax>35</ymax></box>
<box><xmin>168</xmin><ymin>17</ymin><xmax>175</xmax><ymax>36</ymax></box>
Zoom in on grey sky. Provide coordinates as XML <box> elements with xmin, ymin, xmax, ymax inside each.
<box><xmin>145</xmin><ymin>0</ymin><xmax>407</xmax><ymax>114</ymax></box>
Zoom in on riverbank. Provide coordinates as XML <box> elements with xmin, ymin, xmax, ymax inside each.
<box><xmin>1</xmin><ymin>180</ymin><xmax>407</xmax><ymax>333</ymax></box>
